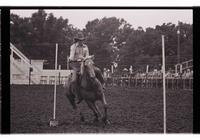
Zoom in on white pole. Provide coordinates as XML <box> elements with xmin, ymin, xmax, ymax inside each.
<box><xmin>162</xmin><ymin>35</ymin><xmax>166</xmax><ymax>133</ymax></box>
<box><xmin>53</xmin><ymin>43</ymin><xmax>58</xmax><ymax>120</ymax></box>
<box><xmin>111</xmin><ymin>65</ymin><xmax>114</xmax><ymax>74</ymax></box>
<box><xmin>175</xmin><ymin>64</ymin><xmax>177</xmax><ymax>74</ymax></box>
<box><xmin>146</xmin><ymin>65</ymin><xmax>149</xmax><ymax>73</ymax></box>
<box><xmin>129</xmin><ymin>65</ymin><xmax>133</xmax><ymax>74</ymax></box>
<box><xmin>180</xmin><ymin>64</ymin><xmax>182</xmax><ymax>74</ymax></box>
<box><xmin>67</xmin><ymin>55</ymin><xmax>69</xmax><ymax>70</ymax></box>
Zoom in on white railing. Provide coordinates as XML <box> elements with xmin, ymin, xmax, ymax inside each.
<box><xmin>39</xmin><ymin>75</ymin><xmax>69</xmax><ymax>85</ymax></box>
<box><xmin>11</xmin><ymin>71</ymin><xmax>71</xmax><ymax>85</ymax></box>
<box><xmin>10</xmin><ymin>43</ymin><xmax>30</xmax><ymax>63</ymax></box>
<box><xmin>108</xmin><ymin>77</ymin><xmax>193</xmax><ymax>90</ymax></box>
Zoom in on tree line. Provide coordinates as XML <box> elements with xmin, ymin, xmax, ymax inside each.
<box><xmin>10</xmin><ymin>10</ymin><xmax>193</xmax><ymax>72</ymax></box>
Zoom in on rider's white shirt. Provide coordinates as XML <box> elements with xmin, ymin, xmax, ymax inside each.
<box><xmin>69</xmin><ymin>43</ymin><xmax>89</xmax><ymax>61</ymax></box>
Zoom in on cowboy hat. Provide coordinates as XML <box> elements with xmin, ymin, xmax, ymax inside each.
<box><xmin>74</xmin><ymin>32</ymin><xmax>85</xmax><ymax>42</ymax></box>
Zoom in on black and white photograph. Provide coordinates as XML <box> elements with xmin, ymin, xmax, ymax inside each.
<box><xmin>8</xmin><ymin>9</ymin><xmax>193</xmax><ymax>133</ymax></box>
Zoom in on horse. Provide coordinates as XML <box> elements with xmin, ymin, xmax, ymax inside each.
<box><xmin>64</xmin><ymin>55</ymin><xmax>110</xmax><ymax>125</ymax></box>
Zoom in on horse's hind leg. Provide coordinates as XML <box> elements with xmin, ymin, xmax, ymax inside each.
<box><xmin>94</xmin><ymin>103</ymin><xmax>102</xmax><ymax>119</ymax></box>
<box><xmin>101</xmin><ymin>93</ymin><xmax>110</xmax><ymax>125</ymax></box>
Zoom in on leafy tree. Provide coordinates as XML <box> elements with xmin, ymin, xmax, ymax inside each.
<box><xmin>10</xmin><ymin>10</ymin><xmax>77</xmax><ymax>69</ymax></box>
<box><xmin>84</xmin><ymin>17</ymin><xmax>134</xmax><ymax>68</ymax></box>
<box><xmin>10</xmin><ymin>10</ymin><xmax>193</xmax><ymax>71</ymax></box>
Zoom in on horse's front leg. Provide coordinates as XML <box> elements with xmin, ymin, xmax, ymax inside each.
<box><xmin>66</xmin><ymin>92</ymin><xmax>85</xmax><ymax>122</ymax></box>
<box><xmin>86</xmin><ymin>101</ymin><xmax>100</xmax><ymax>123</ymax></box>
<box><xmin>101</xmin><ymin>92</ymin><xmax>110</xmax><ymax>125</ymax></box>
<box><xmin>77</xmin><ymin>107</ymin><xmax>85</xmax><ymax>122</ymax></box>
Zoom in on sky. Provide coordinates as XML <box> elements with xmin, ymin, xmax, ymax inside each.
<box><xmin>11</xmin><ymin>9</ymin><xmax>193</xmax><ymax>30</ymax></box>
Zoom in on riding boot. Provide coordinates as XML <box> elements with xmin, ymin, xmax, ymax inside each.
<box><xmin>71</xmin><ymin>81</ymin><xmax>77</xmax><ymax>97</ymax></box>
<box><xmin>76</xmin><ymin>87</ymin><xmax>83</xmax><ymax>104</ymax></box>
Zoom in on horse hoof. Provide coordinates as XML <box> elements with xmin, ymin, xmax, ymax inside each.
<box><xmin>102</xmin><ymin>117</ymin><xmax>110</xmax><ymax>125</ymax></box>
<box><xmin>107</xmin><ymin>120</ymin><xmax>111</xmax><ymax>125</ymax></box>
<box><xmin>104</xmin><ymin>120</ymin><xmax>110</xmax><ymax>125</ymax></box>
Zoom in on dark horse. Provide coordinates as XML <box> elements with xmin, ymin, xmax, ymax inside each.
<box><xmin>64</xmin><ymin>55</ymin><xmax>110</xmax><ymax>124</ymax></box>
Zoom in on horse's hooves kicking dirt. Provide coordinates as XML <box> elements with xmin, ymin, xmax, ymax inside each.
<box><xmin>104</xmin><ymin>120</ymin><xmax>111</xmax><ymax>125</ymax></box>
<box><xmin>102</xmin><ymin>117</ymin><xmax>110</xmax><ymax>125</ymax></box>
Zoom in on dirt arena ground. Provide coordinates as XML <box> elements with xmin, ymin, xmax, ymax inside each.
<box><xmin>10</xmin><ymin>85</ymin><xmax>193</xmax><ymax>133</ymax></box>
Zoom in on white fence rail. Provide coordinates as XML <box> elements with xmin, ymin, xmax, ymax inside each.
<box><xmin>106</xmin><ymin>77</ymin><xmax>193</xmax><ymax>90</ymax></box>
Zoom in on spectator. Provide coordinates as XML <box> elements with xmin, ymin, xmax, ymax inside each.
<box><xmin>185</xmin><ymin>69</ymin><xmax>191</xmax><ymax>78</ymax></box>
<box><xmin>103</xmin><ymin>68</ymin><xmax>107</xmax><ymax>79</ymax></box>
<box><xmin>190</xmin><ymin>70</ymin><xmax>193</xmax><ymax>78</ymax></box>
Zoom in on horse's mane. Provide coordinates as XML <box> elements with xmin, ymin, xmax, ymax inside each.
<box><xmin>80</xmin><ymin>62</ymin><xmax>87</xmax><ymax>88</ymax></box>
<box><xmin>80</xmin><ymin>58</ymin><xmax>96</xmax><ymax>90</ymax></box>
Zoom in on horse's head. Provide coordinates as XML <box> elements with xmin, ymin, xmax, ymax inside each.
<box><xmin>81</xmin><ymin>55</ymin><xmax>96</xmax><ymax>78</ymax></box>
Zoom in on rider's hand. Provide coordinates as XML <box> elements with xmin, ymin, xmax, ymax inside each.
<box><xmin>79</xmin><ymin>56</ymin><xmax>85</xmax><ymax>60</ymax></box>
<box><xmin>77</xmin><ymin>59</ymin><xmax>82</xmax><ymax>62</ymax></box>
<box><xmin>90</xmin><ymin>55</ymin><xmax>95</xmax><ymax>59</ymax></box>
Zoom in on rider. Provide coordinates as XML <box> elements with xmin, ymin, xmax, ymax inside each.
<box><xmin>68</xmin><ymin>32</ymin><xmax>105</xmax><ymax>103</ymax></box>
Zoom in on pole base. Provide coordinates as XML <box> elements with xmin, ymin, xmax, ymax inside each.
<box><xmin>49</xmin><ymin>119</ymin><xmax>58</xmax><ymax>127</ymax></box>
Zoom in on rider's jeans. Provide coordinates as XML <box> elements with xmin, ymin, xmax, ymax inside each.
<box><xmin>69</xmin><ymin>61</ymin><xmax>81</xmax><ymax>82</ymax></box>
